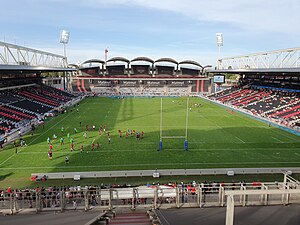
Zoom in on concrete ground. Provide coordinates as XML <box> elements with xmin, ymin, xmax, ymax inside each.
<box><xmin>156</xmin><ymin>204</ymin><xmax>300</xmax><ymax>225</ymax></box>
<box><xmin>2</xmin><ymin>205</ymin><xmax>300</xmax><ymax>225</ymax></box>
<box><xmin>0</xmin><ymin>209</ymin><xmax>102</xmax><ymax>225</ymax></box>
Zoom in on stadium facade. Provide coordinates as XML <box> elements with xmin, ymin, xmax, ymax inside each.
<box><xmin>1</xmin><ymin>41</ymin><xmax>300</xmax><ymax>225</ymax></box>
<box><xmin>70</xmin><ymin>57</ymin><xmax>212</xmax><ymax>95</ymax></box>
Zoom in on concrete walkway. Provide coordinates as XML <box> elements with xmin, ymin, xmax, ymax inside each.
<box><xmin>32</xmin><ymin>167</ymin><xmax>298</xmax><ymax>179</ymax></box>
<box><xmin>157</xmin><ymin>205</ymin><xmax>300</xmax><ymax>225</ymax></box>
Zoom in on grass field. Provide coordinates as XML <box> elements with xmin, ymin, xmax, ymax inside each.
<box><xmin>0</xmin><ymin>96</ymin><xmax>299</xmax><ymax>188</ymax></box>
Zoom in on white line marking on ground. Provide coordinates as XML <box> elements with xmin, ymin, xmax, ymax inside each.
<box><xmin>1</xmin><ymin>161</ymin><xmax>300</xmax><ymax>170</ymax></box>
<box><xmin>0</xmin><ymin>154</ymin><xmax>15</xmax><ymax>166</ymax></box>
<box><xmin>235</xmin><ymin>136</ymin><xmax>245</xmax><ymax>143</ymax></box>
<box><xmin>0</xmin><ymin>99</ymin><xmax>89</xmax><ymax>165</ymax></box>
<box><xmin>267</xmin><ymin>128</ymin><xmax>300</xmax><ymax>142</ymax></box>
<box><xmin>14</xmin><ymin>147</ymin><xmax>300</xmax><ymax>154</ymax></box>
<box><xmin>271</xmin><ymin>136</ymin><xmax>284</xmax><ymax>143</ymax></box>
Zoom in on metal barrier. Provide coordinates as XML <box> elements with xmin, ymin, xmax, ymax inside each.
<box><xmin>2</xmin><ymin>176</ymin><xmax>300</xmax><ymax>214</ymax></box>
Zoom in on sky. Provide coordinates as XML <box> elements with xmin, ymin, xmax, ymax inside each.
<box><xmin>1</xmin><ymin>0</ymin><xmax>300</xmax><ymax>66</ymax></box>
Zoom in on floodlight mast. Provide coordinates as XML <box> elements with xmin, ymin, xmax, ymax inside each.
<box><xmin>60</xmin><ymin>30</ymin><xmax>70</xmax><ymax>65</ymax></box>
<box><xmin>60</xmin><ymin>30</ymin><xmax>70</xmax><ymax>91</ymax></box>
<box><xmin>216</xmin><ymin>33</ymin><xmax>223</xmax><ymax>69</ymax></box>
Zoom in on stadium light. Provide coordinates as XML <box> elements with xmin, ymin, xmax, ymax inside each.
<box><xmin>60</xmin><ymin>30</ymin><xmax>70</xmax><ymax>62</ymax></box>
<box><xmin>60</xmin><ymin>30</ymin><xmax>70</xmax><ymax>90</ymax></box>
<box><xmin>216</xmin><ymin>33</ymin><xmax>223</xmax><ymax>69</ymax></box>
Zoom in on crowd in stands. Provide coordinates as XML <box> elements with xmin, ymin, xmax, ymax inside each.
<box><xmin>88</xmin><ymin>86</ymin><xmax>190</xmax><ymax>97</ymax></box>
<box><xmin>0</xmin><ymin>178</ymin><xmax>286</xmax><ymax>211</ymax></box>
<box><xmin>209</xmin><ymin>85</ymin><xmax>300</xmax><ymax>129</ymax></box>
<box><xmin>117</xmin><ymin>87</ymin><xmax>166</xmax><ymax>96</ymax></box>
<box><xmin>0</xmin><ymin>177</ymin><xmax>288</xmax><ymax>210</ymax></box>
<box><xmin>0</xmin><ymin>85</ymin><xmax>75</xmax><ymax>136</ymax></box>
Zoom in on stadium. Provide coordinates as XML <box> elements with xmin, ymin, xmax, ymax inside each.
<box><xmin>0</xmin><ymin>38</ymin><xmax>299</xmax><ymax>225</ymax></box>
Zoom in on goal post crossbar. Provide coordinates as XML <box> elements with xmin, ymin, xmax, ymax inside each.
<box><xmin>161</xmin><ymin>136</ymin><xmax>186</xmax><ymax>139</ymax></box>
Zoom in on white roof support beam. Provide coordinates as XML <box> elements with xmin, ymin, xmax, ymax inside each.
<box><xmin>218</xmin><ymin>47</ymin><xmax>300</xmax><ymax>70</ymax></box>
<box><xmin>0</xmin><ymin>41</ymin><xmax>67</xmax><ymax>68</ymax></box>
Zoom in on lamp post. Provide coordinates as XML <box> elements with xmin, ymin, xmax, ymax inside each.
<box><xmin>216</xmin><ymin>33</ymin><xmax>223</xmax><ymax>69</ymax></box>
<box><xmin>60</xmin><ymin>30</ymin><xmax>70</xmax><ymax>90</ymax></box>
<box><xmin>60</xmin><ymin>30</ymin><xmax>70</xmax><ymax>65</ymax></box>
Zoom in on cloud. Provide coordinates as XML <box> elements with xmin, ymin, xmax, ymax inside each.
<box><xmin>40</xmin><ymin>42</ymin><xmax>217</xmax><ymax>66</ymax></box>
<box><xmin>3</xmin><ymin>0</ymin><xmax>298</xmax><ymax>67</ymax></box>
<box><xmin>78</xmin><ymin>0</ymin><xmax>300</xmax><ymax>34</ymax></box>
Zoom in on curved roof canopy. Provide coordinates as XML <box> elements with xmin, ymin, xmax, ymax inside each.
<box><xmin>81</xmin><ymin>59</ymin><xmax>105</xmax><ymax>65</ymax></box>
<box><xmin>68</xmin><ymin>64</ymin><xmax>79</xmax><ymax>69</ymax></box>
<box><xmin>131</xmin><ymin>57</ymin><xmax>154</xmax><ymax>64</ymax></box>
<box><xmin>179</xmin><ymin>60</ymin><xmax>203</xmax><ymax>68</ymax></box>
<box><xmin>107</xmin><ymin>57</ymin><xmax>130</xmax><ymax>63</ymax></box>
<box><xmin>155</xmin><ymin>58</ymin><xmax>178</xmax><ymax>65</ymax></box>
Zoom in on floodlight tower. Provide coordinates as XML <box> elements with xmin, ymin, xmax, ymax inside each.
<box><xmin>60</xmin><ymin>30</ymin><xmax>70</xmax><ymax>91</ymax></box>
<box><xmin>216</xmin><ymin>33</ymin><xmax>223</xmax><ymax>69</ymax></box>
<box><xmin>104</xmin><ymin>48</ymin><xmax>109</xmax><ymax>65</ymax></box>
<box><xmin>60</xmin><ymin>30</ymin><xmax>70</xmax><ymax>65</ymax></box>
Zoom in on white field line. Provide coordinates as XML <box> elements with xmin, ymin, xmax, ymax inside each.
<box><xmin>1</xmin><ymin>161</ymin><xmax>300</xmax><ymax>170</ymax></box>
<box><xmin>0</xmin><ymin>100</ymin><xmax>90</xmax><ymax>166</ymax></box>
<box><xmin>230</xmin><ymin>112</ymin><xmax>299</xmax><ymax>142</ymax></box>
<box><xmin>32</xmin><ymin>141</ymin><xmax>157</xmax><ymax>147</ymax></box>
<box><xmin>235</xmin><ymin>136</ymin><xmax>245</xmax><ymax>143</ymax></box>
<box><xmin>269</xmin><ymin>129</ymin><xmax>300</xmax><ymax>142</ymax></box>
<box><xmin>28</xmin><ymin>100</ymin><xmax>90</xmax><ymax>146</ymax></box>
<box><xmin>271</xmin><ymin>136</ymin><xmax>284</xmax><ymax>143</ymax></box>
<box><xmin>15</xmin><ymin>147</ymin><xmax>300</xmax><ymax>154</ymax></box>
<box><xmin>0</xmin><ymin>154</ymin><xmax>15</xmax><ymax>166</ymax></box>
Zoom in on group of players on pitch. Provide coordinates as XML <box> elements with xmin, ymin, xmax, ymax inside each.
<box><xmin>47</xmin><ymin>124</ymin><xmax>145</xmax><ymax>162</ymax></box>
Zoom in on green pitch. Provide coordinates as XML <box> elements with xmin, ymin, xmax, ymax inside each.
<box><xmin>0</xmin><ymin>97</ymin><xmax>299</xmax><ymax>188</ymax></box>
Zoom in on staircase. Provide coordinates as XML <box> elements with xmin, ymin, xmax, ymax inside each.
<box><xmin>109</xmin><ymin>212</ymin><xmax>151</xmax><ymax>225</ymax></box>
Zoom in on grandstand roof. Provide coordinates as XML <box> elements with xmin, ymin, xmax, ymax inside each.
<box><xmin>0</xmin><ymin>65</ymin><xmax>76</xmax><ymax>73</ymax></box>
<box><xmin>81</xmin><ymin>59</ymin><xmax>105</xmax><ymax>65</ymax></box>
<box><xmin>78</xmin><ymin>57</ymin><xmax>204</xmax><ymax>67</ymax></box>
<box><xmin>155</xmin><ymin>58</ymin><xmax>178</xmax><ymax>64</ymax></box>
<box><xmin>179</xmin><ymin>60</ymin><xmax>203</xmax><ymax>68</ymax></box>
<box><xmin>131</xmin><ymin>57</ymin><xmax>154</xmax><ymax>64</ymax></box>
<box><xmin>68</xmin><ymin>64</ymin><xmax>79</xmax><ymax>69</ymax></box>
<box><xmin>107</xmin><ymin>57</ymin><xmax>130</xmax><ymax>63</ymax></box>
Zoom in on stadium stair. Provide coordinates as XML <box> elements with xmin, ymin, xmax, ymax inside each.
<box><xmin>282</xmin><ymin>110</ymin><xmax>300</xmax><ymax>119</ymax></box>
<box><xmin>0</xmin><ymin>111</ymin><xmax>23</xmax><ymax>121</ymax></box>
<box><xmin>19</xmin><ymin>91</ymin><xmax>60</xmax><ymax>107</ymax></box>
<box><xmin>109</xmin><ymin>213</ymin><xmax>151</xmax><ymax>225</ymax></box>
<box><xmin>20</xmin><ymin>93</ymin><xmax>57</xmax><ymax>108</ymax></box>
<box><xmin>235</xmin><ymin>92</ymin><xmax>270</xmax><ymax>107</ymax></box>
<box><xmin>0</xmin><ymin>105</ymin><xmax>35</xmax><ymax>119</ymax></box>
<box><xmin>219</xmin><ymin>89</ymin><xmax>251</xmax><ymax>103</ymax></box>
<box><xmin>12</xmin><ymin>99</ymin><xmax>53</xmax><ymax>114</ymax></box>
<box><xmin>269</xmin><ymin>104</ymin><xmax>300</xmax><ymax>117</ymax></box>
<box><xmin>8</xmin><ymin>104</ymin><xmax>39</xmax><ymax>117</ymax></box>
<box><xmin>41</xmin><ymin>90</ymin><xmax>67</xmax><ymax>101</ymax></box>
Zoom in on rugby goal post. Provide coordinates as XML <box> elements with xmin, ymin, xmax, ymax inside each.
<box><xmin>159</xmin><ymin>97</ymin><xmax>189</xmax><ymax>151</ymax></box>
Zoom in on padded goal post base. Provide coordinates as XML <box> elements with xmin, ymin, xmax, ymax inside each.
<box><xmin>158</xmin><ymin>140</ymin><xmax>188</xmax><ymax>151</ymax></box>
<box><xmin>159</xmin><ymin>140</ymin><xmax>162</xmax><ymax>151</ymax></box>
<box><xmin>184</xmin><ymin>140</ymin><xmax>188</xmax><ymax>151</ymax></box>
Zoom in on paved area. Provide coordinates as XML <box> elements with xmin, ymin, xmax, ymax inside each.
<box><xmin>32</xmin><ymin>167</ymin><xmax>299</xmax><ymax>179</ymax></box>
<box><xmin>157</xmin><ymin>205</ymin><xmax>300</xmax><ymax>225</ymax></box>
<box><xmin>2</xmin><ymin>205</ymin><xmax>300</xmax><ymax>225</ymax></box>
<box><xmin>110</xmin><ymin>212</ymin><xmax>151</xmax><ymax>225</ymax></box>
<box><xmin>0</xmin><ymin>210</ymin><xmax>102</xmax><ymax>225</ymax></box>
